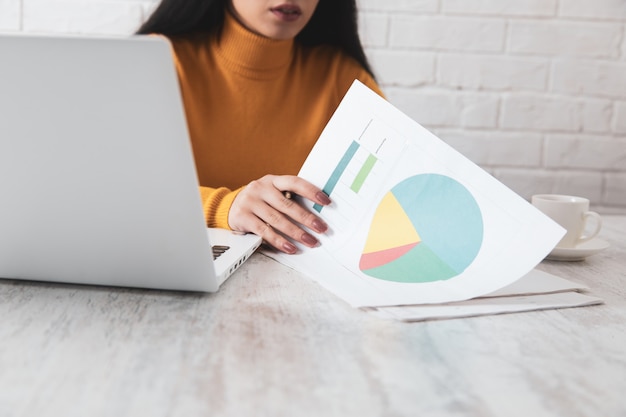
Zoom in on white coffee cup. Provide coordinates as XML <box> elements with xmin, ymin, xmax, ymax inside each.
<box><xmin>531</xmin><ymin>194</ymin><xmax>602</xmax><ymax>249</ymax></box>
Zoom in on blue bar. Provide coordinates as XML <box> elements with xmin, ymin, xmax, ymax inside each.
<box><xmin>313</xmin><ymin>140</ymin><xmax>360</xmax><ymax>212</ymax></box>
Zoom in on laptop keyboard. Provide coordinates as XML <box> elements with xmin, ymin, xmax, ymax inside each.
<box><xmin>212</xmin><ymin>245</ymin><xmax>230</xmax><ymax>260</ymax></box>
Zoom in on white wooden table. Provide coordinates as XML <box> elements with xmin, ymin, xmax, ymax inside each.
<box><xmin>1</xmin><ymin>216</ymin><xmax>625</xmax><ymax>417</ymax></box>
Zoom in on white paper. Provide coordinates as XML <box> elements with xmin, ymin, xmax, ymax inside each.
<box><xmin>482</xmin><ymin>268</ymin><xmax>588</xmax><ymax>298</ymax></box>
<box><xmin>267</xmin><ymin>81</ymin><xmax>566</xmax><ymax>307</ymax></box>
<box><xmin>366</xmin><ymin>292</ymin><xmax>603</xmax><ymax>322</ymax></box>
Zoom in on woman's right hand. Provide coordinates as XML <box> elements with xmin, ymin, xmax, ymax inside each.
<box><xmin>228</xmin><ymin>174</ymin><xmax>331</xmax><ymax>254</ymax></box>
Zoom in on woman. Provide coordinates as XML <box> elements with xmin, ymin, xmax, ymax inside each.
<box><xmin>138</xmin><ymin>0</ymin><xmax>382</xmax><ymax>254</ymax></box>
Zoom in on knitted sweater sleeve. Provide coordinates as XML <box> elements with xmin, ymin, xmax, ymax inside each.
<box><xmin>199</xmin><ymin>186</ymin><xmax>243</xmax><ymax>229</ymax></box>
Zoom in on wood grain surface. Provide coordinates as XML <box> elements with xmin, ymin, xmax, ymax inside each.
<box><xmin>1</xmin><ymin>216</ymin><xmax>624</xmax><ymax>417</ymax></box>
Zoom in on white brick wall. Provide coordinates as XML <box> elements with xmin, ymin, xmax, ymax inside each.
<box><xmin>0</xmin><ymin>0</ymin><xmax>157</xmax><ymax>34</ymax></box>
<box><xmin>443</xmin><ymin>0</ymin><xmax>557</xmax><ymax>17</ymax></box>
<box><xmin>358</xmin><ymin>0</ymin><xmax>626</xmax><ymax>213</ymax></box>
<box><xmin>1</xmin><ymin>0</ymin><xmax>625</xmax><ymax>212</ymax></box>
<box><xmin>22</xmin><ymin>0</ymin><xmax>145</xmax><ymax>34</ymax></box>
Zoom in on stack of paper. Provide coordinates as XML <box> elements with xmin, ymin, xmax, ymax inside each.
<box><xmin>364</xmin><ymin>269</ymin><xmax>602</xmax><ymax>322</ymax></box>
<box><xmin>265</xmin><ymin>81</ymin><xmax>602</xmax><ymax>321</ymax></box>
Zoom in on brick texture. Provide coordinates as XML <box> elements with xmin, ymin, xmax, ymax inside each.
<box><xmin>560</xmin><ymin>0</ymin><xmax>626</xmax><ymax>20</ymax></box>
<box><xmin>508</xmin><ymin>20</ymin><xmax>622</xmax><ymax>59</ymax></box>
<box><xmin>22</xmin><ymin>0</ymin><xmax>145</xmax><ymax>34</ymax></box>
<box><xmin>616</xmin><ymin>102</ymin><xmax>626</xmax><ymax>134</ymax></box>
<box><xmin>3</xmin><ymin>0</ymin><xmax>625</xmax><ymax>212</ymax></box>
<box><xmin>442</xmin><ymin>0</ymin><xmax>558</xmax><ymax>17</ymax></box>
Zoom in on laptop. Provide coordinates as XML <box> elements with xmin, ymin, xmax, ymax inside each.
<box><xmin>0</xmin><ymin>33</ymin><xmax>262</xmax><ymax>292</ymax></box>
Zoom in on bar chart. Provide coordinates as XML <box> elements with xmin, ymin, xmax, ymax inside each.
<box><xmin>312</xmin><ymin>118</ymin><xmax>405</xmax><ymax>235</ymax></box>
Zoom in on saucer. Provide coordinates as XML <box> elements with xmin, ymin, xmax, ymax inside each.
<box><xmin>546</xmin><ymin>238</ymin><xmax>610</xmax><ymax>262</ymax></box>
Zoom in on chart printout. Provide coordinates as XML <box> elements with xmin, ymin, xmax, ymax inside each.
<box><xmin>268</xmin><ymin>81</ymin><xmax>565</xmax><ymax>307</ymax></box>
<box><xmin>311</xmin><ymin>117</ymin><xmax>405</xmax><ymax>240</ymax></box>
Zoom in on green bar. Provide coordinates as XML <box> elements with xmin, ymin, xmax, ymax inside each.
<box><xmin>350</xmin><ymin>154</ymin><xmax>377</xmax><ymax>193</ymax></box>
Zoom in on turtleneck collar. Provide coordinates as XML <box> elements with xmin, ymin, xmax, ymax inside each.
<box><xmin>215</xmin><ymin>11</ymin><xmax>295</xmax><ymax>79</ymax></box>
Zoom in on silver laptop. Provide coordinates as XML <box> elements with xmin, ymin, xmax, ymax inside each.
<box><xmin>0</xmin><ymin>33</ymin><xmax>262</xmax><ymax>292</ymax></box>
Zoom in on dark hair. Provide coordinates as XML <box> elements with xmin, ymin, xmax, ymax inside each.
<box><xmin>137</xmin><ymin>0</ymin><xmax>375</xmax><ymax>78</ymax></box>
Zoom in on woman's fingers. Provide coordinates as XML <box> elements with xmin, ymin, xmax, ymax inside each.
<box><xmin>227</xmin><ymin>175</ymin><xmax>331</xmax><ymax>254</ymax></box>
<box><xmin>244</xmin><ymin>177</ymin><xmax>326</xmax><ymax>248</ymax></box>
<box><xmin>269</xmin><ymin>175</ymin><xmax>331</xmax><ymax>233</ymax></box>
<box><xmin>255</xmin><ymin>199</ymin><xmax>321</xmax><ymax>247</ymax></box>
<box><xmin>272</xmin><ymin>175</ymin><xmax>332</xmax><ymax>208</ymax></box>
<box><xmin>251</xmin><ymin>217</ymin><xmax>299</xmax><ymax>254</ymax></box>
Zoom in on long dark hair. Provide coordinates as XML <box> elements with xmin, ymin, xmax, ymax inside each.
<box><xmin>137</xmin><ymin>0</ymin><xmax>375</xmax><ymax>78</ymax></box>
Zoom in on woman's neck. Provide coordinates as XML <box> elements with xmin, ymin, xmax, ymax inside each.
<box><xmin>215</xmin><ymin>11</ymin><xmax>295</xmax><ymax>76</ymax></box>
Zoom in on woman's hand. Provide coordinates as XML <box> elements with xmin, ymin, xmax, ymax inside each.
<box><xmin>228</xmin><ymin>175</ymin><xmax>331</xmax><ymax>254</ymax></box>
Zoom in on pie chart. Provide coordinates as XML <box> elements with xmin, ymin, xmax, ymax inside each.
<box><xmin>359</xmin><ymin>174</ymin><xmax>483</xmax><ymax>283</ymax></box>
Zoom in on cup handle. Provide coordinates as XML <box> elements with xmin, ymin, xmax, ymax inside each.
<box><xmin>578</xmin><ymin>211</ymin><xmax>602</xmax><ymax>244</ymax></box>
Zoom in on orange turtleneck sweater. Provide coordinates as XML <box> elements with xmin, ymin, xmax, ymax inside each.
<box><xmin>168</xmin><ymin>13</ymin><xmax>382</xmax><ymax>229</ymax></box>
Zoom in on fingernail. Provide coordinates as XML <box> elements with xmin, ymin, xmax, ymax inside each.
<box><xmin>316</xmin><ymin>192</ymin><xmax>331</xmax><ymax>205</ymax></box>
<box><xmin>282</xmin><ymin>241</ymin><xmax>297</xmax><ymax>254</ymax></box>
<box><xmin>312</xmin><ymin>218</ymin><xmax>328</xmax><ymax>233</ymax></box>
<box><xmin>301</xmin><ymin>233</ymin><xmax>318</xmax><ymax>247</ymax></box>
